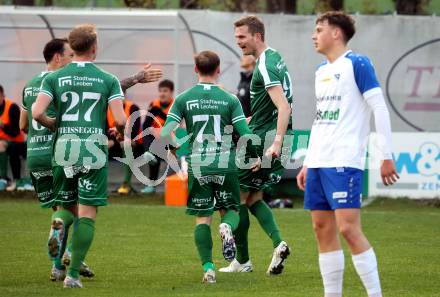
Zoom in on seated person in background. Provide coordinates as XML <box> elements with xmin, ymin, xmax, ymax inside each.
<box><xmin>141</xmin><ymin>79</ymin><xmax>175</xmax><ymax>194</ymax></box>
<box><xmin>107</xmin><ymin>97</ymin><xmax>143</xmax><ymax>194</ymax></box>
<box><xmin>0</xmin><ymin>84</ymin><xmax>28</xmax><ymax>191</ymax></box>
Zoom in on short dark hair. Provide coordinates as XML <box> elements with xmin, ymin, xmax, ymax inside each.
<box><xmin>68</xmin><ymin>24</ymin><xmax>97</xmax><ymax>55</ymax></box>
<box><xmin>194</xmin><ymin>51</ymin><xmax>220</xmax><ymax>76</ymax></box>
<box><xmin>43</xmin><ymin>38</ymin><xmax>68</xmax><ymax>63</ymax></box>
<box><xmin>0</xmin><ymin>84</ymin><xmax>3</xmax><ymax>95</ymax></box>
<box><xmin>234</xmin><ymin>15</ymin><xmax>265</xmax><ymax>42</ymax></box>
<box><xmin>158</xmin><ymin>79</ymin><xmax>174</xmax><ymax>92</ymax></box>
<box><xmin>316</xmin><ymin>11</ymin><xmax>356</xmax><ymax>43</ymax></box>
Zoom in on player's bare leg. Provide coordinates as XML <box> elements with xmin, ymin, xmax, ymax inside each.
<box><xmin>335</xmin><ymin>209</ymin><xmax>382</xmax><ymax>297</ymax></box>
<box><xmin>312</xmin><ymin>210</ymin><xmax>344</xmax><ymax>297</ymax></box>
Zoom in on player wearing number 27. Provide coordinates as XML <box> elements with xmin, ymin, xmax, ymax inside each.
<box><xmin>33</xmin><ymin>24</ymin><xmax>128</xmax><ymax>288</ymax></box>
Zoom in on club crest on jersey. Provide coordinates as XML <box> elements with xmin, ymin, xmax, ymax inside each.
<box><xmin>58</xmin><ymin>76</ymin><xmax>72</xmax><ymax>87</ymax></box>
<box><xmin>186</xmin><ymin>100</ymin><xmax>199</xmax><ymax>110</ymax></box>
<box><xmin>334</xmin><ymin>74</ymin><xmax>341</xmax><ymax>80</ymax></box>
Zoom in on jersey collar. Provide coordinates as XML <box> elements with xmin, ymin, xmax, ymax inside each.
<box><xmin>197</xmin><ymin>82</ymin><xmax>216</xmax><ymax>86</ymax></box>
<box><xmin>71</xmin><ymin>61</ymin><xmax>93</xmax><ymax>67</ymax></box>
<box><xmin>40</xmin><ymin>71</ymin><xmax>52</xmax><ymax>77</ymax></box>
<box><xmin>328</xmin><ymin>50</ymin><xmax>352</xmax><ymax>64</ymax></box>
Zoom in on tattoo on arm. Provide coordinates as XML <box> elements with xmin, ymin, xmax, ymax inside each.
<box><xmin>119</xmin><ymin>72</ymin><xmax>144</xmax><ymax>93</ymax></box>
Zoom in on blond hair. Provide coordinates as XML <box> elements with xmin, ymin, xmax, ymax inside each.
<box><xmin>68</xmin><ymin>24</ymin><xmax>97</xmax><ymax>55</ymax></box>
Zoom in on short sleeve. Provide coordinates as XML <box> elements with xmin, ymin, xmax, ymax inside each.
<box><xmin>351</xmin><ymin>55</ymin><xmax>381</xmax><ymax>99</ymax></box>
<box><xmin>230</xmin><ymin>95</ymin><xmax>246</xmax><ymax>124</ymax></box>
<box><xmin>167</xmin><ymin>96</ymin><xmax>183</xmax><ymax>123</ymax></box>
<box><xmin>108</xmin><ymin>76</ymin><xmax>124</xmax><ymax>102</ymax></box>
<box><xmin>258</xmin><ymin>55</ymin><xmax>282</xmax><ymax>89</ymax></box>
<box><xmin>39</xmin><ymin>75</ymin><xmax>55</xmax><ymax>100</ymax></box>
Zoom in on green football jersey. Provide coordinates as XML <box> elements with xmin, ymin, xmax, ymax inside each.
<box><xmin>39</xmin><ymin>62</ymin><xmax>124</xmax><ymax>168</ymax></box>
<box><xmin>22</xmin><ymin>71</ymin><xmax>57</xmax><ymax>170</ymax></box>
<box><xmin>249</xmin><ymin>47</ymin><xmax>293</xmax><ymax>136</ymax></box>
<box><xmin>167</xmin><ymin>83</ymin><xmax>246</xmax><ymax>174</ymax></box>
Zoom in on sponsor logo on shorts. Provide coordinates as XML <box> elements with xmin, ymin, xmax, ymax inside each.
<box><xmin>31</xmin><ymin>170</ymin><xmax>53</xmax><ymax>179</ymax></box>
<box><xmin>64</xmin><ymin>165</ymin><xmax>91</xmax><ymax>178</ymax></box>
<box><xmin>193</xmin><ymin>197</ymin><xmax>211</xmax><ymax>207</ymax></box>
<box><xmin>251</xmin><ymin>178</ymin><xmax>263</xmax><ymax>186</ymax></box>
<box><xmin>332</xmin><ymin>191</ymin><xmax>348</xmax><ymax>199</ymax></box>
<box><xmin>198</xmin><ymin>175</ymin><xmax>225</xmax><ymax>186</ymax></box>
<box><xmin>215</xmin><ymin>190</ymin><xmax>232</xmax><ymax>201</ymax></box>
<box><xmin>38</xmin><ymin>190</ymin><xmax>53</xmax><ymax>199</ymax></box>
<box><xmin>78</xmin><ymin>179</ymin><xmax>96</xmax><ymax>192</ymax></box>
<box><xmin>58</xmin><ymin>190</ymin><xmax>76</xmax><ymax>199</ymax></box>
<box><xmin>269</xmin><ymin>173</ymin><xmax>282</xmax><ymax>184</ymax></box>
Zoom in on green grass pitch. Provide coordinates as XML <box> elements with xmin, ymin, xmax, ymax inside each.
<box><xmin>0</xmin><ymin>195</ymin><xmax>439</xmax><ymax>297</ymax></box>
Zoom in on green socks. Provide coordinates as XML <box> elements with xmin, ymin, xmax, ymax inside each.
<box><xmin>221</xmin><ymin>209</ymin><xmax>239</xmax><ymax>231</ymax></box>
<box><xmin>123</xmin><ymin>163</ymin><xmax>132</xmax><ymax>184</ymax></box>
<box><xmin>51</xmin><ymin>209</ymin><xmax>75</xmax><ymax>227</ymax></box>
<box><xmin>234</xmin><ymin>204</ymin><xmax>250</xmax><ymax>264</ymax></box>
<box><xmin>68</xmin><ymin>217</ymin><xmax>95</xmax><ymax>278</ymax></box>
<box><xmin>202</xmin><ymin>262</ymin><xmax>215</xmax><ymax>272</ymax></box>
<box><xmin>194</xmin><ymin>224</ymin><xmax>213</xmax><ymax>272</ymax></box>
<box><xmin>51</xmin><ymin>210</ymin><xmax>75</xmax><ymax>269</ymax></box>
<box><xmin>0</xmin><ymin>152</ymin><xmax>7</xmax><ymax>178</ymax></box>
<box><xmin>249</xmin><ymin>200</ymin><xmax>282</xmax><ymax>248</ymax></box>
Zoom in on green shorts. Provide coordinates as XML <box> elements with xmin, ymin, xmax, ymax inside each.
<box><xmin>30</xmin><ymin>169</ymin><xmax>54</xmax><ymax>208</ymax></box>
<box><xmin>238</xmin><ymin>158</ymin><xmax>284</xmax><ymax>192</ymax></box>
<box><xmin>186</xmin><ymin>171</ymin><xmax>240</xmax><ymax>217</ymax></box>
<box><xmin>52</xmin><ymin>165</ymin><xmax>108</xmax><ymax>208</ymax></box>
<box><xmin>238</xmin><ymin>131</ymin><xmax>293</xmax><ymax>192</ymax></box>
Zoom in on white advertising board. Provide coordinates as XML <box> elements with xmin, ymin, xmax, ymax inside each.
<box><xmin>369</xmin><ymin>132</ymin><xmax>440</xmax><ymax>199</ymax></box>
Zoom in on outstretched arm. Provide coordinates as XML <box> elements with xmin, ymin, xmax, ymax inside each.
<box><xmin>119</xmin><ymin>63</ymin><xmax>163</xmax><ymax>92</ymax></box>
